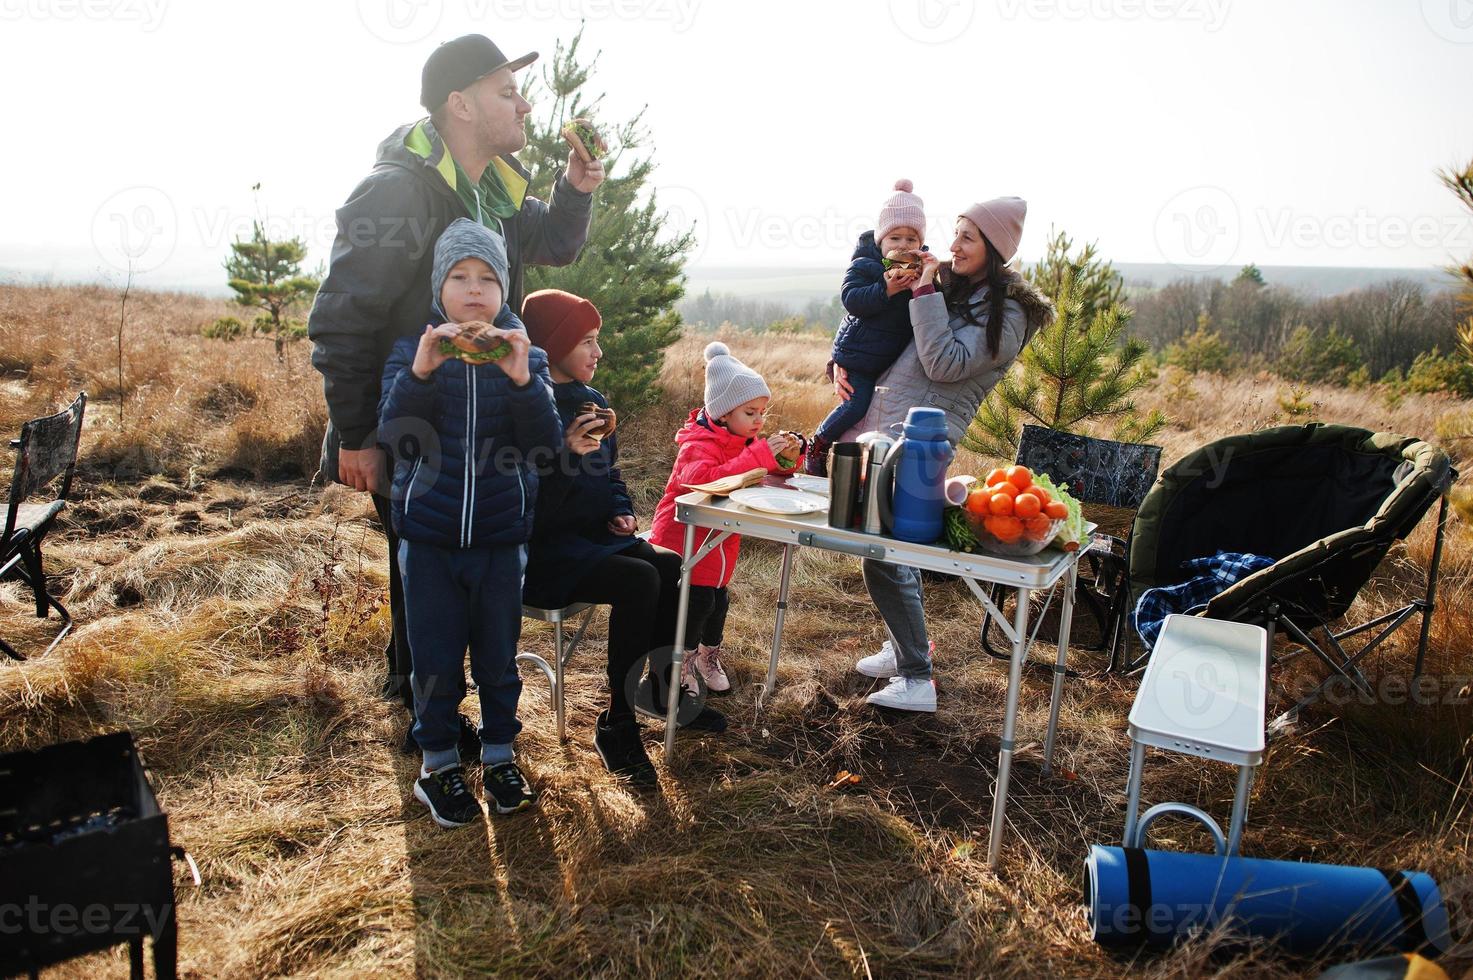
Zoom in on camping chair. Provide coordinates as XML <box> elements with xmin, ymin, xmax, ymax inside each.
<box><xmin>1126</xmin><ymin>423</ymin><xmax>1455</xmax><ymax>714</ymax></box>
<box><xmin>1</xmin><ymin>392</ymin><xmax>86</xmax><ymax>662</ymax></box>
<box><xmin>980</xmin><ymin>425</ymin><xmax>1162</xmax><ymax>673</ymax></box>
<box><xmin>516</xmin><ymin>602</ymin><xmax>598</xmax><ymax>744</ymax></box>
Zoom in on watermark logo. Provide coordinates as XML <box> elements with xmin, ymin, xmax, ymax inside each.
<box><xmin>653</xmin><ymin>184</ymin><xmax>710</xmax><ymax>264</ymax></box>
<box><xmin>0</xmin><ymin>0</ymin><xmax>168</xmax><ymax>30</ymax></box>
<box><xmin>357</xmin><ymin>0</ymin><xmax>443</xmax><ymax>43</ymax></box>
<box><xmin>91</xmin><ymin>185</ymin><xmax>177</xmax><ymax>274</ymax></box>
<box><xmin>995</xmin><ymin>0</ymin><xmax>1230</xmax><ymax>31</ymax></box>
<box><xmin>889</xmin><ymin>0</ymin><xmax>976</xmax><ymax>44</ymax></box>
<box><xmin>1421</xmin><ymin>0</ymin><xmax>1473</xmax><ymax>43</ymax></box>
<box><xmin>1153</xmin><ymin>185</ymin><xmax>1240</xmax><ymax>271</ymax></box>
<box><xmin>1150</xmin><ymin>642</ymin><xmax>1242</xmax><ymax>734</ymax></box>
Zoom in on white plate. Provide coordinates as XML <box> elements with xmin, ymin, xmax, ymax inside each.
<box><xmin>728</xmin><ymin>487</ymin><xmax>827</xmax><ymax>516</ymax></box>
<box><xmin>784</xmin><ymin>474</ymin><xmax>830</xmax><ymax>496</ymax></box>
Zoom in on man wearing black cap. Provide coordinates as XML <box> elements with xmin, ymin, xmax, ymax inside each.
<box><xmin>308</xmin><ymin>34</ymin><xmax>602</xmax><ymax>743</ymax></box>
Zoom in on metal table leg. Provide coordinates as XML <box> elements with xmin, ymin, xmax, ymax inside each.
<box><xmin>1226</xmin><ymin>764</ymin><xmax>1255</xmax><ymax>855</ymax></box>
<box><xmin>1122</xmin><ymin>740</ymin><xmax>1146</xmax><ymax>846</ymax></box>
<box><xmin>664</xmin><ymin>523</ymin><xmax>696</xmax><ymax>763</ymax></box>
<box><xmin>1042</xmin><ymin>557</ymin><xmax>1079</xmax><ymax>777</ymax></box>
<box><xmin>757</xmin><ymin>543</ymin><xmax>796</xmax><ymax>709</ymax></box>
<box><xmin>987</xmin><ymin>586</ymin><xmax>1032</xmax><ymax>868</ymax></box>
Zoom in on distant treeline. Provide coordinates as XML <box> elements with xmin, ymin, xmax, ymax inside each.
<box><xmin>679</xmin><ymin>289</ymin><xmax>843</xmax><ymax>335</ymax></box>
<box><xmin>1128</xmin><ymin>270</ymin><xmax>1465</xmax><ymax>388</ymax></box>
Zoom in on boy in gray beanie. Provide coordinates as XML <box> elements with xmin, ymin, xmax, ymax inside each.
<box><xmin>379</xmin><ymin>218</ymin><xmax>562</xmax><ymax>827</ymax></box>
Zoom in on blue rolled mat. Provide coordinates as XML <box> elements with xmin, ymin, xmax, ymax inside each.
<box><xmin>1084</xmin><ymin>845</ymin><xmax>1452</xmax><ymax>957</ymax></box>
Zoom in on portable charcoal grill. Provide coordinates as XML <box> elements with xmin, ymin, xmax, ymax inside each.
<box><xmin>0</xmin><ymin>731</ymin><xmax>187</xmax><ymax>979</ymax></box>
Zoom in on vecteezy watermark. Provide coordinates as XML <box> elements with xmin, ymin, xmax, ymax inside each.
<box><xmin>0</xmin><ymin>898</ymin><xmax>174</xmax><ymax>937</ymax></box>
<box><xmin>995</xmin><ymin>0</ymin><xmax>1230</xmax><ymax>31</ymax></box>
<box><xmin>91</xmin><ymin>186</ymin><xmax>178</xmax><ymax>274</ymax></box>
<box><xmin>1257</xmin><ymin>207</ymin><xmax>1473</xmax><ymax>254</ymax></box>
<box><xmin>1154</xmin><ymin>185</ymin><xmax>1241</xmax><ymax>272</ymax></box>
<box><xmin>651</xmin><ymin>184</ymin><xmax>710</xmax><ymax>265</ymax></box>
<box><xmin>358</xmin><ymin>0</ymin><xmax>699</xmax><ymax>43</ymax></box>
<box><xmin>1420</xmin><ymin>0</ymin><xmax>1473</xmax><ymax>43</ymax></box>
<box><xmin>888</xmin><ymin>0</ymin><xmax>976</xmax><ymax>44</ymax></box>
<box><xmin>0</xmin><ymin>0</ymin><xmax>168</xmax><ymax>30</ymax></box>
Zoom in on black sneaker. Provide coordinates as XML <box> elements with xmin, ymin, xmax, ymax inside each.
<box><xmin>398</xmin><ymin>712</ymin><xmax>482</xmax><ymax>759</ymax></box>
<box><xmin>632</xmin><ymin>674</ymin><xmax>728</xmax><ymax>733</ymax></box>
<box><xmin>594</xmin><ymin>710</ymin><xmax>659</xmax><ymax>790</ymax></box>
<box><xmin>484</xmin><ymin>762</ymin><xmax>537</xmax><ymax>814</ymax></box>
<box><xmin>413</xmin><ymin>764</ymin><xmax>482</xmax><ymax>829</ymax></box>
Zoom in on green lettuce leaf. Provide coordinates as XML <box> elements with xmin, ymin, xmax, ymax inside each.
<box><xmin>1029</xmin><ymin>473</ymin><xmax>1085</xmax><ymax>551</ymax></box>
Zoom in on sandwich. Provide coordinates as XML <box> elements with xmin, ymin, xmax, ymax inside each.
<box><xmin>773</xmin><ymin>430</ymin><xmax>807</xmax><ymax>470</ymax></box>
<box><xmin>579</xmin><ymin>401</ymin><xmax>617</xmax><ymax>439</ymax></box>
<box><xmin>438</xmin><ymin>321</ymin><xmax>511</xmax><ymax>364</ymax></box>
<box><xmin>881</xmin><ymin>248</ymin><xmax>925</xmax><ymax>274</ymax></box>
<box><xmin>560</xmin><ymin>117</ymin><xmax>607</xmax><ymax>164</ymax></box>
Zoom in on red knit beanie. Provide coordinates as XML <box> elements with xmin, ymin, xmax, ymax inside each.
<box><xmin>521</xmin><ymin>289</ymin><xmax>602</xmax><ymax>365</ymax></box>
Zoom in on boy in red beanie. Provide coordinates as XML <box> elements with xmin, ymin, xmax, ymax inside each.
<box><xmin>520</xmin><ymin>288</ymin><xmax>706</xmax><ymax>788</ymax></box>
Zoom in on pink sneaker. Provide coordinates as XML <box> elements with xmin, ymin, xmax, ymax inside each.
<box><xmin>691</xmin><ymin>644</ymin><xmax>731</xmax><ymax>694</ymax></box>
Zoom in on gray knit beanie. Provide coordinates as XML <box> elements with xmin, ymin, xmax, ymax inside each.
<box><xmin>431</xmin><ymin>217</ymin><xmax>510</xmax><ymax>318</ymax></box>
<box><xmin>703</xmin><ymin>341</ymin><xmax>771</xmax><ymax>420</ymax></box>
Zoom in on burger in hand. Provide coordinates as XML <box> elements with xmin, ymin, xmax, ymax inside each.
<box><xmin>578</xmin><ymin>401</ymin><xmax>617</xmax><ymax>440</ymax></box>
<box><xmin>773</xmin><ymin>430</ymin><xmax>807</xmax><ymax>470</ymax></box>
<box><xmin>438</xmin><ymin>321</ymin><xmax>512</xmax><ymax>364</ymax></box>
<box><xmin>560</xmin><ymin>117</ymin><xmax>607</xmax><ymax>165</ymax></box>
<box><xmin>882</xmin><ymin>248</ymin><xmax>925</xmax><ymax>277</ymax></box>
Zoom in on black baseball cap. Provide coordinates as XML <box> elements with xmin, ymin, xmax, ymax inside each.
<box><xmin>420</xmin><ymin>34</ymin><xmax>537</xmax><ymax>112</ymax></box>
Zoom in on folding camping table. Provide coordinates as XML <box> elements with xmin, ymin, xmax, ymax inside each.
<box><xmin>663</xmin><ymin>480</ymin><xmax>1095</xmax><ymax>867</ymax></box>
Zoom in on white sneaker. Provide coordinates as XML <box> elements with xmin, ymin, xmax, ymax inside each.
<box><xmin>854</xmin><ymin>639</ymin><xmax>935</xmax><ymax>679</ymax></box>
<box><xmin>866</xmin><ymin>676</ymin><xmax>937</xmax><ymax>713</ymax></box>
<box><xmin>691</xmin><ymin>644</ymin><xmax>731</xmax><ymax>693</ymax></box>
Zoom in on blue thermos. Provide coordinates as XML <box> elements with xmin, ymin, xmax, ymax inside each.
<box><xmin>876</xmin><ymin>407</ymin><xmax>954</xmax><ymax>543</ymax></box>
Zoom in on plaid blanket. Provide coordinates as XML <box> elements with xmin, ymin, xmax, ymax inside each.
<box><xmin>1131</xmin><ymin>551</ymin><xmax>1275</xmax><ymax>648</ymax></box>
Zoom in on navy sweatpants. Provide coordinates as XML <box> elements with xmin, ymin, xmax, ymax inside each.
<box><xmin>398</xmin><ymin>539</ymin><xmax>524</xmax><ymax>754</ymax></box>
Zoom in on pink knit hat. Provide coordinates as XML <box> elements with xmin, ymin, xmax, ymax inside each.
<box><xmin>875</xmin><ymin>179</ymin><xmax>926</xmax><ymax>246</ymax></box>
<box><xmin>960</xmin><ymin>196</ymin><xmax>1027</xmax><ymax>263</ymax></box>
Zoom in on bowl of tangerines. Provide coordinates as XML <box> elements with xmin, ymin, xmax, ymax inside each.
<box><xmin>949</xmin><ymin>465</ymin><xmax>1079</xmax><ymax>558</ymax></box>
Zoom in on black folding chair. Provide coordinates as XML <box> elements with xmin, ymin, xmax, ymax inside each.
<box><xmin>2</xmin><ymin>392</ymin><xmax>86</xmax><ymax>662</ymax></box>
<box><xmin>1127</xmin><ymin>423</ymin><xmax>1455</xmax><ymax>711</ymax></box>
<box><xmin>980</xmin><ymin>425</ymin><xmax>1162</xmax><ymax>674</ymax></box>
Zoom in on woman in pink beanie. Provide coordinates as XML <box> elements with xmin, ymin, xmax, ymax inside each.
<box><xmin>838</xmin><ymin>197</ymin><xmax>1057</xmax><ymax>713</ymax></box>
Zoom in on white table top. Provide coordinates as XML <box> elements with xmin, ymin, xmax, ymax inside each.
<box><xmin>673</xmin><ymin>480</ymin><xmax>1089</xmax><ymax>591</ymax></box>
<box><xmin>1127</xmin><ymin>614</ymin><xmax>1268</xmax><ymax>766</ymax></box>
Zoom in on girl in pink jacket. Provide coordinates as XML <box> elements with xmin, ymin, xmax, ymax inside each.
<box><xmin>648</xmin><ymin>342</ymin><xmax>803</xmax><ymax>710</ymax></box>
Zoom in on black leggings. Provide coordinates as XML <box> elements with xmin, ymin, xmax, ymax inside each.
<box><xmin>683</xmin><ymin>586</ymin><xmax>729</xmax><ymax>650</ymax></box>
<box><xmin>566</xmin><ymin>539</ymin><xmax>682</xmax><ymax>721</ymax></box>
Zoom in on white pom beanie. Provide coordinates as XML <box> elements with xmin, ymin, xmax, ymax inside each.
<box><xmin>876</xmin><ymin>178</ymin><xmax>926</xmax><ymax>246</ymax></box>
<box><xmin>702</xmin><ymin>341</ymin><xmax>771</xmax><ymax>421</ymax></box>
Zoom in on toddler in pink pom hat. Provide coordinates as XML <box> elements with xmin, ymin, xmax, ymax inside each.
<box><xmin>807</xmin><ymin>178</ymin><xmax>929</xmax><ymax>475</ymax></box>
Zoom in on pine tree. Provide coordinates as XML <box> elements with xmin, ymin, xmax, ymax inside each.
<box><xmin>1026</xmin><ymin>227</ymin><xmax>1124</xmax><ymax>326</ymax></box>
<box><xmin>518</xmin><ymin>30</ymin><xmax>693</xmax><ymax>412</ymax></box>
<box><xmin>1236</xmin><ymin>263</ymin><xmax>1266</xmax><ymax>287</ymax></box>
<box><xmin>223</xmin><ymin>194</ymin><xmax>319</xmax><ymax>362</ymax></box>
<box><xmin>964</xmin><ymin>234</ymin><xmax>1165</xmax><ymax>459</ymax></box>
<box><xmin>1439</xmin><ymin>159</ymin><xmax>1473</xmax><ymax>382</ymax></box>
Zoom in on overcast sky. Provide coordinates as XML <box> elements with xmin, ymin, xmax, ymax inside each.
<box><xmin>1</xmin><ymin>0</ymin><xmax>1470</xmax><ymax>289</ymax></box>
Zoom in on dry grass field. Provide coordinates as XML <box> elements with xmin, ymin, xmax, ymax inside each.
<box><xmin>2</xmin><ymin>282</ymin><xmax>1473</xmax><ymax>978</ymax></box>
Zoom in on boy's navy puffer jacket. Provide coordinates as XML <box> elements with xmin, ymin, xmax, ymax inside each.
<box><xmin>378</xmin><ymin>304</ymin><xmax>562</xmax><ymax>549</ymax></box>
<box><xmin>831</xmin><ymin>230</ymin><xmax>922</xmax><ymax>378</ymax></box>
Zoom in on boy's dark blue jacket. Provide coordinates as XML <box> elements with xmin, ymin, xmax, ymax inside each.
<box><xmin>831</xmin><ymin>230</ymin><xmax>920</xmax><ymax>377</ymax></box>
<box><xmin>521</xmin><ymin>380</ymin><xmax>639</xmax><ymax>609</ymax></box>
<box><xmin>379</xmin><ymin>302</ymin><xmax>562</xmax><ymax>549</ymax></box>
